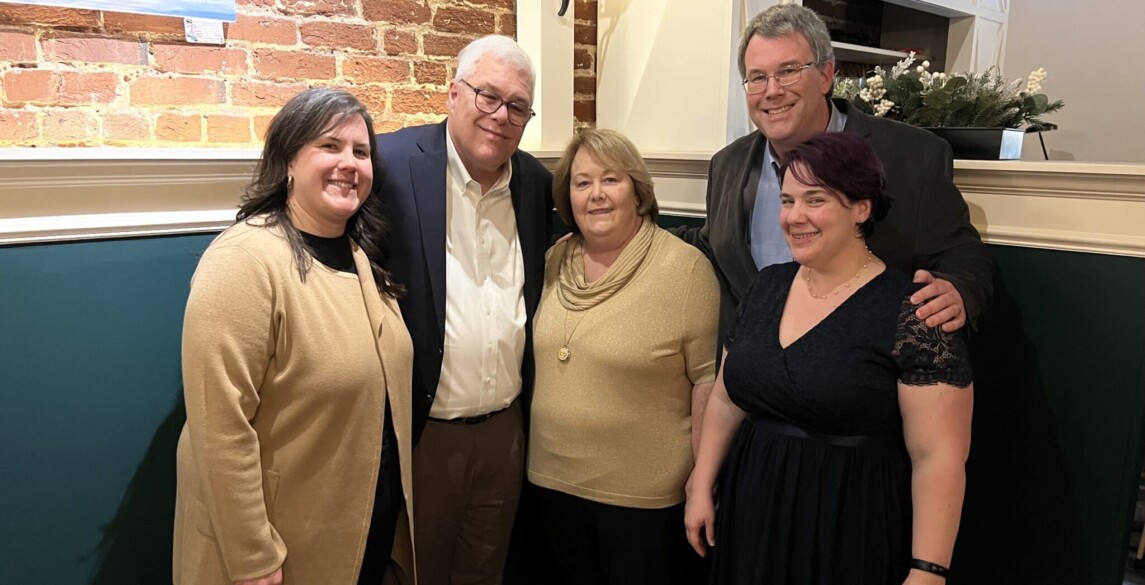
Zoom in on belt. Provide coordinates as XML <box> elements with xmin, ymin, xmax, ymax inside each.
<box><xmin>748</xmin><ymin>415</ymin><xmax>901</xmax><ymax>451</ymax></box>
<box><xmin>431</xmin><ymin>406</ymin><xmax>509</xmax><ymax>425</ymax></box>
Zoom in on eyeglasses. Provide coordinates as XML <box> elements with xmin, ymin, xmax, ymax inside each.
<box><xmin>458</xmin><ymin>79</ymin><xmax>535</xmax><ymax>127</ymax></box>
<box><xmin>742</xmin><ymin>60</ymin><xmax>819</xmax><ymax>95</ymax></box>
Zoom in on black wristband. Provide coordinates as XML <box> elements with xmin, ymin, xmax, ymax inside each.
<box><xmin>909</xmin><ymin>558</ymin><xmax>950</xmax><ymax>577</ymax></box>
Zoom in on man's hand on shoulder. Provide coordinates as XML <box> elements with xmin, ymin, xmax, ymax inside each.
<box><xmin>911</xmin><ymin>270</ymin><xmax>966</xmax><ymax>332</ymax></box>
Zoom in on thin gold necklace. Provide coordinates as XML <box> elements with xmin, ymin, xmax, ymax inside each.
<box><xmin>803</xmin><ymin>248</ymin><xmax>873</xmax><ymax>300</ymax></box>
<box><xmin>558</xmin><ymin>309</ymin><xmax>586</xmax><ymax>362</ymax></box>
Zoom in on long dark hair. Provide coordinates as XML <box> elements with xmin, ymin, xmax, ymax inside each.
<box><xmin>237</xmin><ymin>87</ymin><xmax>402</xmax><ymax>297</ymax></box>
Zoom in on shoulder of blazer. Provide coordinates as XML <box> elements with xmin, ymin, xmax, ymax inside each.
<box><xmin>375</xmin><ymin>121</ymin><xmax>448</xmax><ymax>157</ymax></box>
<box><xmin>511</xmin><ymin>149</ymin><xmax>554</xmax><ymax>183</ymax></box>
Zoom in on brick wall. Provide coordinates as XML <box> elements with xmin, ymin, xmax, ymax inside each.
<box><xmin>572</xmin><ymin>0</ymin><xmax>595</xmax><ymax>127</ymax></box>
<box><xmin>0</xmin><ymin>0</ymin><xmax>527</xmax><ymax>147</ymax></box>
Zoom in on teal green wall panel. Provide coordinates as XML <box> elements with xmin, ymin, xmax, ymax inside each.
<box><xmin>3</xmin><ymin>221</ymin><xmax>1144</xmax><ymax>585</ymax></box>
<box><xmin>954</xmin><ymin>246</ymin><xmax>1145</xmax><ymax>585</ymax></box>
<box><xmin>0</xmin><ymin>234</ymin><xmax>214</xmax><ymax>585</ymax></box>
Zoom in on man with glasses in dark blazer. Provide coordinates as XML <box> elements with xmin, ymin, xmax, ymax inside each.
<box><xmin>374</xmin><ymin>34</ymin><xmax>552</xmax><ymax>585</ymax></box>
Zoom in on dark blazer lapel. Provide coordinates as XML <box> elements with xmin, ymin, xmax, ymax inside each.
<box><xmin>726</xmin><ymin>131</ymin><xmax>767</xmax><ymax>299</ymax></box>
<box><xmin>410</xmin><ymin>123</ymin><xmax>449</xmax><ymax>339</ymax></box>
<box><xmin>508</xmin><ymin>153</ymin><xmax>540</xmax><ymax>316</ymax></box>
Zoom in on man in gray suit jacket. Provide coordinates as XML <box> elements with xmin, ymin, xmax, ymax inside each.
<box><xmin>677</xmin><ymin>4</ymin><xmax>992</xmax><ymax>359</ymax></box>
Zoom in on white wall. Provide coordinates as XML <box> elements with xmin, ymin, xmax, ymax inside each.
<box><xmin>1004</xmin><ymin>0</ymin><xmax>1145</xmax><ymax>162</ymax></box>
<box><xmin>596</xmin><ymin>0</ymin><xmax>734</xmax><ymax>156</ymax></box>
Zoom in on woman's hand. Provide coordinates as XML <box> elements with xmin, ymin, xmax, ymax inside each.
<box><xmin>684</xmin><ymin>476</ymin><xmax>716</xmax><ymax>557</ymax></box>
<box><xmin>235</xmin><ymin>567</ymin><xmax>283</xmax><ymax>585</ymax></box>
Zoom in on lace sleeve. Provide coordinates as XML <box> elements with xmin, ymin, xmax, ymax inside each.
<box><xmin>893</xmin><ymin>293</ymin><xmax>973</xmax><ymax>388</ymax></box>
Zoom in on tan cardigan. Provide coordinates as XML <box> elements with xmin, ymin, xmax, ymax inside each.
<box><xmin>173</xmin><ymin>220</ymin><xmax>415</xmax><ymax>584</ymax></box>
<box><xmin>528</xmin><ymin>226</ymin><xmax>719</xmax><ymax>508</ymax></box>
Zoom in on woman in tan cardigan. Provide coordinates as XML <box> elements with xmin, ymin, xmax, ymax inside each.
<box><xmin>527</xmin><ymin>129</ymin><xmax>719</xmax><ymax>584</ymax></box>
<box><xmin>174</xmin><ymin>88</ymin><xmax>415</xmax><ymax>585</ymax></box>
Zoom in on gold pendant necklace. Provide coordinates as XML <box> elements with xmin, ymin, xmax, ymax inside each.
<box><xmin>803</xmin><ymin>248</ymin><xmax>873</xmax><ymax>300</ymax></box>
<box><xmin>559</xmin><ymin>309</ymin><xmax>586</xmax><ymax>362</ymax></box>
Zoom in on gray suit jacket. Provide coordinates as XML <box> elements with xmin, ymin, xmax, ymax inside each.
<box><xmin>676</xmin><ymin>99</ymin><xmax>994</xmax><ymax>348</ymax></box>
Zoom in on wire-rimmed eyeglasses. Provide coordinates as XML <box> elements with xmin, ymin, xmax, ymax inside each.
<box><xmin>742</xmin><ymin>60</ymin><xmax>819</xmax><ymax>95</ymax></box>
<box><xmin>458</xmin><ymin>79</ymin><xmax>535</xmax><ymax>127</ymax></box>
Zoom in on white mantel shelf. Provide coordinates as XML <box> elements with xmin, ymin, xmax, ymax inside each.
<box><xmin>1</xmin><ymin>152</ymin><xmax>1143</xmax><ymax>259</ymax></box>
<box><xmin>952</xmin><ymin>160</ymin><xmax>1145</xmax><ymax>258</ymax></box>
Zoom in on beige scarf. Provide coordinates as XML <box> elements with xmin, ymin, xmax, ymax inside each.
<box><xmin>558</xmin><ymin>217</ymin><xmax>656</xmax><ymax>311</ymax></box>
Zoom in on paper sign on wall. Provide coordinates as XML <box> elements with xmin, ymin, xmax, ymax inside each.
<box><xmin>0</xmin><ymin>0</ymin><xmax>235</xmax><ymax>22</ymax></box>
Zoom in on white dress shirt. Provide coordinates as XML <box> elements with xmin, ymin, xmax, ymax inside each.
<box><xmin>430</xmin><ymin>126</ymin><xmax>527</xmax><ymax>419</ymax></box>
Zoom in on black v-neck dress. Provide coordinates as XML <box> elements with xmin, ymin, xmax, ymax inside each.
<box><xmin>711</xmin><ymin>262</ymin><xmax>972</xmax><ymax>585</ymax></box>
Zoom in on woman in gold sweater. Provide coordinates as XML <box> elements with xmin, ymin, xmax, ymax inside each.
<box><xmin>173</xmin><ymin>88</ymin><xmax>414</xmax><ymax>585</ymax></box>
<box><xmin>527</xmin><ymin>129</ymin><xmax>720</xmax><ymax>584</ymax></box>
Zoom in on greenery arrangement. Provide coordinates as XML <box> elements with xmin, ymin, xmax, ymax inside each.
<box><xmin>833</xmin><ymin>53</ymin><xmax>1064</xmax><ymax>129</ymax></box>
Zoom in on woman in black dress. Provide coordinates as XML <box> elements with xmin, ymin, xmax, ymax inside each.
<box><xmin>684</xmin><ymin>132</ymin><xmax>974</xmax><ymax>585</ymax></box>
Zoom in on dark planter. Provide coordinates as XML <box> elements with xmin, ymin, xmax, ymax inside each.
<box><xmin>923</xmin><ymin>127</ymin><xmax>1026</xmax><ymax>160</ymax></box>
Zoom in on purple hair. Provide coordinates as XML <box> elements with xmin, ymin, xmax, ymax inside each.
<box><xmin>779</xmin><ymin>132</ymin><xmax>892</xmax><ymax>239</ymax></box>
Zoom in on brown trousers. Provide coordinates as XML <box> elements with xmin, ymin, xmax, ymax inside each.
<box><xmin>413</xmin><ymin>401</ymin><xmax>524</xmax><ymax>585</ymax></box>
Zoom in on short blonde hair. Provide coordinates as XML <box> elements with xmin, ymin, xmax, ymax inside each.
<box><xmin>552</xmin><ymin>128</ymin><xmax>658</xmax><ymax>233</ymax></box>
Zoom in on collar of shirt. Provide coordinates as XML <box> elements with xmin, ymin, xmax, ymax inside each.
<box><xmin>445</xmin><ymin>122</ymin><xmax>513</xmax><ymax>201</ymax></box>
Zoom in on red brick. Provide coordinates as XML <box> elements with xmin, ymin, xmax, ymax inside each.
<box><xmin>254</xmin><ymin>49</ymin><xmax>336</xmax><ymax>81</ymax></box>
<box><xmin>42</xmin><ymin>109</ymin><xmax>97</xmax><ymax>144</ymax></box>
<box><xmin>0</xmin><ymin>5</ymin><xmax>100</xmax><ymax>28</ymax></box>
<box><xmin>343</xmin><ymin>56</ymin><xmax>409</xmax><ymax>83</ymax></box>
<box><xmin>498</xmin><ymin>14</ymin><xmax>516</xmax><ymax>38</ymax></box>
<box><xmin>381</xmin><ymin>29</ymin><xmax>418</xmax><ymax>56</ymax></box>
<box><xmin>433</xmin><ymin>7</ymin><xmax>495</xmax><ymax>35</ymax></box>
<box><xmin>301</xmin><ymin>21</ymin><xmax>376</xmax><ymax>51</ymax></box>
<box><xmin>373</xmin><ymin>117</ymin><xmax>404</xmax><ymax>134</ymax></box>
<box><xmin>0</xmin><ymin>69</ymin><xmax>114</xmax><ymax>107</ymax></box>
<box><xmin>231</xmin><ymin>81</ymin><xmax>308</xmax><ymax>108</ymax></box>
<box><xmin>362</xmin><ymin>0</ymin><xmax>430</xmax><ymax>24</ymax></box>
<box><xmin>130</xmin><ymin>76</ymin><xmax>225</xmax><ymax>105</ymax></box>
<box><xmin>574</xmin><ymin>98</ymin><xmax>595</xmax><ymax>123</ymax></box>
<box><xmin>226</xmin><ymin>14</ymin><xmax>297</xmax><ymax>45</ymax></box>
<box><xmin>238</xmin><ymin>0</ymin><xmax>275</xmax><ymax>7</ymax></box>
<box><xmin>103</xmin><ymin>13</ymin><xmax>186</xmax><ymax>35</ymax></box>
<box><xmin>43</xmin><ymin>36</ymin><xmax>146</xmax><ymax>65</ymax></box>
<box><xmin>155</xmin><ymin>112</ymin><xmax>203</xmax><ymax>142</ymax></box>
<box><xmin>574</xmin><ymin>22</ymin><xmax>596</xmax><ymax>46</ymax></box>
<box><xmin>102</xmin><ymin>111</ymin><xmax>150</xmax><ymax>141</ymax></box>
<box><xmin>0</xmin><ymin>31</ymin><xmax>37</xmax><ymax>63</ymax></box>
<box><xmin>55</xmin><ymin>71</ymin><xmax>120</xmax><ymax>105</ymax></box>
<box><xmin>414</xmin><ymin>61</ymin><xmax>448</xmax><ymax>85</ymax></box>
<box><xmin>391</xmin><ymin>88</ymin><xmax>446</xmax><ymax>115</ymax></box>
<box><xmin>574</xmin><ymin>47</ymin><xmax>593</xmax><ymax>70</ymax></box>
<box><xmin>0</xmin><ymin>109</ymin><xmax>38</xmax><ymax>142</ymax></box>
<box><xmin>152</xmin><ymin>44</ymin><xmax>249</xmax><ymax>75</ymax></box>
<box><xmin>358</xmin><ymin>88</ymin><xmax>387</xmax><ymax>117</ymax></box>
<box><xmin>280</xmin><ymin>0</ymin><xmax>355</xmax><ymax>17</ymax></box>
<box><xmin>254</xmin><ymin>114</ymin><xmax>274</xmax><ymax>140</ymax></box>
<box><xmin>207</xmin><ymin>114</ymin><xmax>252</xmax><ymax>143</ymax></box>
<box><xmin>466</xmin><ymin>0</ymin><xmax>513</xmax><ymax>9</ymax></box>
<box><xmin>424</xmin><ymin>34</ymin><xmax>473</xmax><ymax>58</ymax></box>
<box><xmin>573</xmin><ymin>75</ymin><xmax>595</xmax><ymax>95</ymax></box>
<box><xmin>2</xmin><ymin>69</ymin><xmax>53</xmax><ymax>105</ymax></box>
<box><xmin>575</xmin><ymin>0</ymin><xmax>597</xmax><ymax>21</ymax></box>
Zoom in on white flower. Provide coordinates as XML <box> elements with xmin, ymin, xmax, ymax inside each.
<box><xmin>1025</xmin><ymin>67</ymin><xmax>1047</xmax><ymax>94</ymax></box>
<box><xmin>873</xmin><ymin>99</ymin><xmax>895</xmax><ymax>117</ymax></box>
<box><xmin>890</xmin><ymin>52</ymin><xmax>917</xmax><ymax>77</ymax></box>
